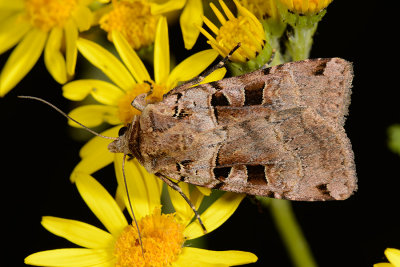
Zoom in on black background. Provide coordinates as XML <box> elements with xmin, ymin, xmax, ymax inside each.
<box><xmin>1</xmin><ymin>1</ymin><xmax>399</xmax><ymax>266</ymax></box>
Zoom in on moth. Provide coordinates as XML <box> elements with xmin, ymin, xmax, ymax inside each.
<box><xmin>20</xmin><ymin>49</ymin><xmax>357</xmax><ymax>235</ymax></box>
<box><xmin>108</xmin><ymin>57</ymin><xmax>356</xmax><ymax>205</ymax></box>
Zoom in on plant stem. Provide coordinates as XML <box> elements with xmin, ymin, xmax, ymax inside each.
<box><xmin>257</xmin><ymin>197</ymin><xmax>318</xmax><ymax>267</ymax></box>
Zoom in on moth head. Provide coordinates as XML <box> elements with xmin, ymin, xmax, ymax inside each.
<box><xmin>108</xmin><ymin>117</ymin><xmax>140</xmax><ymax>155</ymax></box>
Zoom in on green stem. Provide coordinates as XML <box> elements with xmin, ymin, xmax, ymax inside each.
<box><xmin>286</xmin><ymin>23</ymin><xmax>318</xmax><ymax>61</ymax></box>
<box><xmin>257</xmin><ymin>197</ymin><xmax>318</xmax><ymax>267</ymax></box>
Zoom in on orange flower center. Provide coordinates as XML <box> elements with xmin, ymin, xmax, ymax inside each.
<box><xmin>114</xmin><ymin>208</ymin><xmax>185</xmax><ymax>267</ymax></box>
<box><xmin>118</xmin><ymin>82</ymin><xmax>165</xmax><ymax>124</ymax></box>
<box><xmin>25</xmin><ymin>0</ymin><xmax>77</xmax><ymax>31</ymax></box>
<box><xmin>100</xmin><ymin>0</ymin><xmax>160</xmax><ymax>50</ymax></box>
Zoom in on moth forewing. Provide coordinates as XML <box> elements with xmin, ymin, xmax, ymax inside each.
<box><xmin>110</xmin><ymin>57</ymin><xmax>357</xmax><ymax>201</ymax></box>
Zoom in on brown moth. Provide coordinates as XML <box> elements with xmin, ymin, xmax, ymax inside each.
<box><xmin>108</xmin><ymin>57</ymin><xmax>357</xmax><ymax>202</ymax></box>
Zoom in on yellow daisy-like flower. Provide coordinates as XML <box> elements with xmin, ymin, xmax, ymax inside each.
<box><xmin>24</xmin><ymin>170</ymin><xmax>257</xmax><ymax>266</ymax></box>
<box><xmin>63</xmin><ymin>16</ymin><xmax>224</xmax><ymax>127</ymax></box>
<box><xmin>199</xmin><ymin>0</ymin><xmax>266</xmax><ymax>63</ymax></box>
<box><xmin>375</xmin><ymin>248</ymin><xmax>400</xmax><ymax>267</ymax></box>
<box><xmin>0</xmin><ymin>0</ymin><xmax>93</xmax><ymax>97</ymax></box>
<box><xmin>149</xmin><ymin>0</ymin><xmax>203</xmax><ymax>50</ymax></box>
<box><xmin>278</xmin><ymin>0</ymin><xmax>332</xmax><ymax>14</ymax></box>
<box><xmin>99</xmin><ymin>0</ymin><xmax>160</xmax><ymax>50</ymax></box>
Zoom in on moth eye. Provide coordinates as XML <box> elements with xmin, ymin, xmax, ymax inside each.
<box><xmin>118</xmin><ymin>126</ymin><xmax>128</xmax><ymax>136</ymax></box>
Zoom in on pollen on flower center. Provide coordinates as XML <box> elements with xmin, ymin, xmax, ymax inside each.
<box><xmin>114</xmin><ymin>208</ymin><xmax>185</xmax><ymax>267</ymax></box>
<box><xmin>216</xmin><ymin>16</ymin><xmax>264</xmax><ymax>61</ymax></box>
<box><xmin>118</xmin><ymin>82</ymin><xmax>165</xmax><ymax>124</ymax></box>
<box><xmin>100</xmin><ymin>0</ymin><xmax>160</xmax><ymax>50</ymax></box>
<box><xmin>25</xmin><ymin>0</ymin><xmax>77</xmax><ymax>32</ymax></box>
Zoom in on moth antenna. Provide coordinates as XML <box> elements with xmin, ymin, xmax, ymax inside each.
<box><xmin>122</xmin><ymin>154</ymin><xmax>145</xmax><ymax>258</ymax></box>
<box><xmin>18</xmin><ymin>96</ymin><xmax>118</xmax><ymax>140</ymax></box>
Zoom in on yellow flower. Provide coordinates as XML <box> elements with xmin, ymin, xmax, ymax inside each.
<box><xmin>150</xmin><ymin>0</ymin><xmax>203</xmax><ymax>50</ymax></box>
<box><xmin>99</xmin><ymin>0</ymin><xmax>160</xmax><ymax>50</ymax></box>
<box><xmin>375</xmin><ymin>248</ymin><xmax>400</xmax><ymax>267</ymax></box>
<box><xmin>63</xmin><ymin>16</ymin><xmax>225</xmax><ymax>126</ymax></box>
<box><xmin>24</xmin><ymin>171</ymin><xmax>257</xmax><ymax>266</ymax></box>
<box><xmin>278</xmin><ymin>0</ymin><xmax>332</xmax><ymax>14</ymax></box>
<box><xmin>0</xmin><ymin>0</ymin><xmax>93</xmax><ymax>97</ymax></box>
<box><xmin>199</xmin><ymin>0</ymin><xmax>266</xmax><ymax>63</ymax></box>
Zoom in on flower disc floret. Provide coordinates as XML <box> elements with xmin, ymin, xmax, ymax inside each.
<box><xmin>100</xmin><ymin>0</ymin><xmax>159</xmax><ymax>50</ymax></box>
<box><xmin>114</xmin><ymin>208</ymin><xmax>185</xmax><ymax>267</ymax></box>
<box><xmin>117</xmin><ymin>82</ymin><xmax>165</xmax><ymax>124</ymax></box>
<box><xmin>25</xmin><ymin>0</ymin><xmax>78</xmax><ymax>32</ymax></box>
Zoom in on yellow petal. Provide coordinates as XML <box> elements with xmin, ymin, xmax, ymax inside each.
<box><xmin>112</xmin><ymin>30</ymin><xmax>151</xmax><ymax>83</ymax></box>
<box><xmin>79</xmin><ymin>126</ymin><xmax>120</xmax><ymax>158</ymax></box>
<box><xmin>44</xmin><ymin>27</ymin><xmax>67</xmax><ymax>84</ymax></box>
<box><xmin>68</xmin><ymin>105</ymin><xmax>120</xmax><ymax>128</ymax></box>
<box><xmin>63</xmin><ymin>79</ymin><xmax>124</xmax><ymax>105</ymax></box>
<box><xmin>167</xmin><ymin>49</ymin><xmax>218</xmax><ymax>89</ymax></box>
<box><xmin>114</xmin><ymin>155</ymin><xmax>162</xmax><ymax>219</ymax></box>
<box><xmin>74</xmin><ymin>172</ymin><xmax>128</xmax><ymax>236</ymax></box>
<box><xmin>0</xmin><ymin>0</ymin><xmax>24</xmax><ymax>9</ymax></box>
<box><xmin>41</xmin><ymin>216</ymin><xmax>114</xmax><ymax>249</ymax></box>
<box><xmin>64</xmin><ymin>19</ymin><xmax>78</xmax><ymax>76</ymax></box>
<box><xmin>374</xmin><ymin>263</ymin><xmax>395</xmax><ymax>267</ymax></box>
<box><xmin>386</xmin><ymin>248</ymin><xmax>400</xmax><ymax>267</ymax></box>
<box><xmin>0</xmin><ymin>28</ymin><xmax>46</xmax><ymax>97</ymax></box>
<box><xmin>190</xmin><ymin>186</ymin><xmax>206</xmax><ymax>209</ymax></box>
<box><xmin>195</xmin><ymin>186</ymin><xmax>212</xmax><ymax>196</ymax></box>
<box><xmin>0</xmin><ymin>12</ymin><xmax>31</xmax><ymax>54</ymax></box>
<box><xmin>150</xmin><ymin>0</ymin><xmax>186</xmax><ymax>14</ymax></box>
<box><xmin>180</xmin><ymin>0</ymin><xmax>203</xmax><ymax>50</ymax></box>
<box><xmin>71</xmin><ymin>127</ymin><xmax>119</xmax><ymax>179</ymax></box>
<box><xmin>154</xmin><ymin>16</ymin><xmax>169</xmax><ymax>84</ymax></box>
<box><xmin>184</xmin><ymin>192</ymin><xmax>245</xmax><ymax>240</ymax></box>
<box><xmin>114</xmin><ymin>183</ymin><xmax>127</xmax><ymax>211</ymax></box>
<box><xmin>77</xmin><ymin>38</ymin><xmax>135</xmax><ymax>91</ymax></box>
<box><xmin>168</xmin><ymin>183</ymin><xmax>193</xmax><ymax>225</ymax></box>
<box><xmin>72</xmin><ymin>151</ymin><xmax>114</xmax><ymax>180</ymax></box>
<box><xmin>176</xmin><ymin>247</ymin><xmax>257</xmax><ymax>266</ymax></box>
<box><xmin>24</xmin><ymin>248</ymin><xmax>114</xmax><ymax>267</ymax></box>
<box><xmin>72</xmin><ymin>6</ymin><xmax>93</xmax><ymax>32</ymax></box>
<box><xmin>201</xmin><ymin>67</ymin><xmax>226</xmax><ymax>84</ymax></box>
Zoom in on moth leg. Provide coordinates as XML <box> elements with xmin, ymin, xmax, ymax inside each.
<box><xmin>155</xmin><ymin>173</ymin><xmax>207</xmax><ymax>234</ymax></box>
<box><xmin>131</xmin><ymin>80</ymin><xmax>155</xmax><ymax>111</ymax></box>
<box><xmin>172</xmin><ymin>43</ymin><xmax>242</xmax><ymax>92</ymax></box>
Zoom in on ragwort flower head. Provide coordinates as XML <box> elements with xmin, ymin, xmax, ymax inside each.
<box><xmin>278</xmin><ymin>0</ymin><xmax>333</xmax><ymax>15</ymax></box>
<box><xmin>199</xmin><ymin>0</ymin><xmax>273</xmax><ymax>75</ymax></box>
<box><xmin>200</xmin><ymin>0</ymin><xmax>266</xmax><ymax>63</ymax></box>
<box><xmin>99</xmin><ymin>0</ymin><xmax>160</xmax><ymax>50</ymax></box>
<box><xmin>0</xmin><ymin>0</ymin><xmax>93</xmax><ymax>97</ymax></box>
<box><xmin>24</xmin><ymin>169</ymin><xmax>258</xmax><ymax>266</ymax></box>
